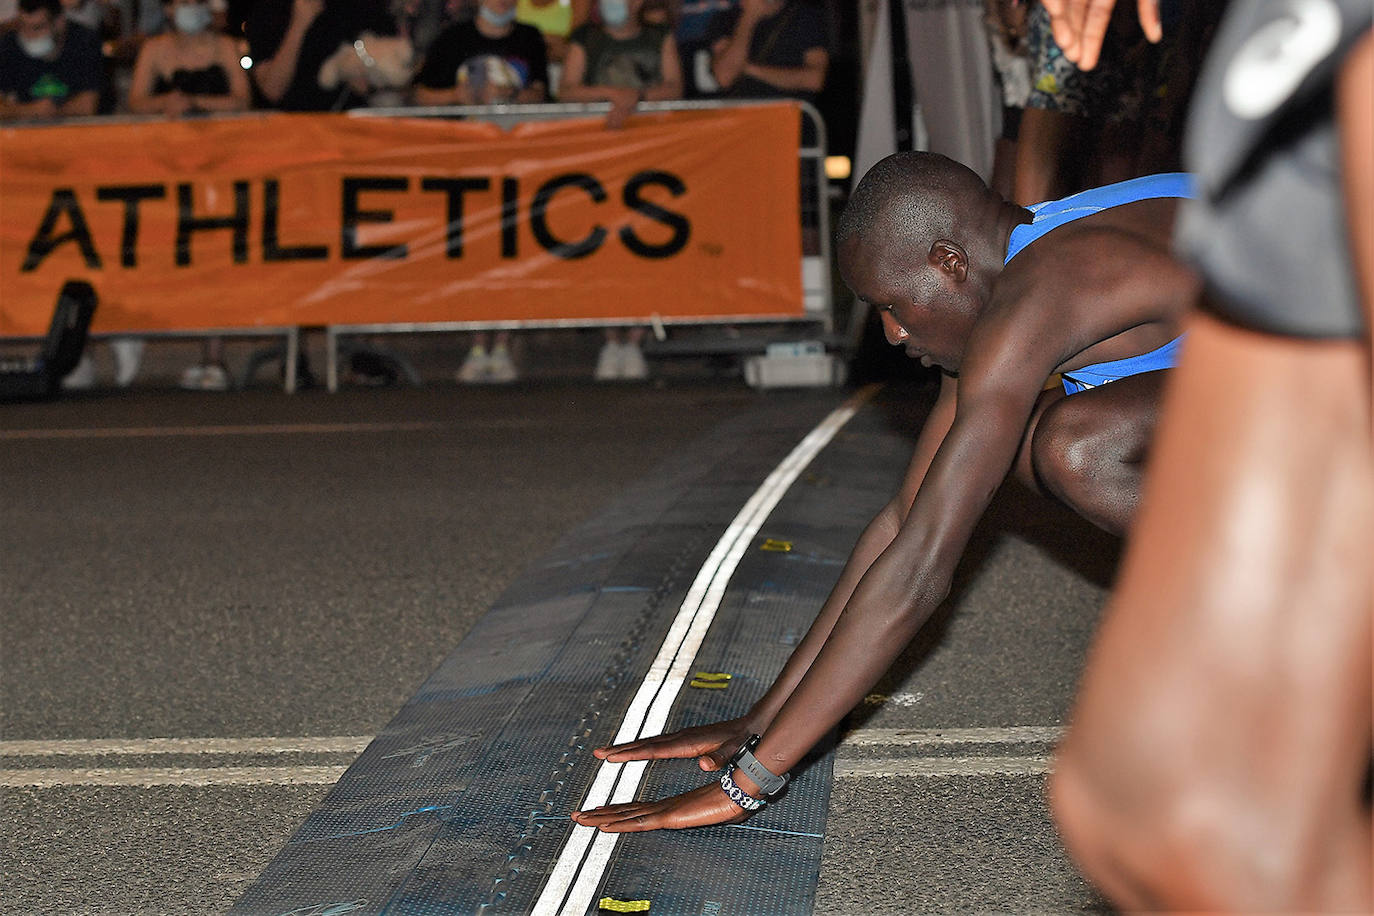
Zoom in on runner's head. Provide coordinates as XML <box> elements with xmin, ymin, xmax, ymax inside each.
<box><xmin>836</xmin><ymin>152</ymin><xmax>1002</xmax><ymax>373</ymax></box>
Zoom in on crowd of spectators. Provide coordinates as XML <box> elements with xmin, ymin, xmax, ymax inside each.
<box><xmin>0</xmin><ymin>0</ymin><xmax>831</xmax><ymax>123</ymax></box>
<box><xmin>0</xmin><ymin>0</ymin><xmax>831</xmax><ymax>386</ymax></box>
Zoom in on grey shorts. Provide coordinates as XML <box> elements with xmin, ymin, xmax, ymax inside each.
<box><xmin>1175</xmin><ymin>0</ymin><xmax>1370</xmax><ymax>339</ymax></box>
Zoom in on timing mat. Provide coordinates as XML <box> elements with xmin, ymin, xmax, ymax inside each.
<box><xmin>235</xmin><ymin>383</ymin><xmax>923</xmax><ymax>916</ymax></box>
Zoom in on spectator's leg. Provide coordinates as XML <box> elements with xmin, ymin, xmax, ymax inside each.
<box><xmin>457</xmin><ymin>331</ymin><xmax>493</xmax><ymax>384</ymax></box>
<box><xmin>620</xmin><ymin>326</ymin><xmax>648</xmax><ymax>380</ymax></box>
<box><xmin>487</xmin><ymin>329</ymin><xmax>518</xmax><ymax>383</ymax></box>
<box><xmin>1013</xmin><ymin>107</ymin><xmax>1089</xmax><ymax>205</ymax></box>
<box><xmin>595</xmin><ymin>328</ymin><xmax>624</xmax><ymax>381</ymax></box>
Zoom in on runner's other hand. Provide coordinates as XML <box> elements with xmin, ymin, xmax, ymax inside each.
<box><xmin>572</xmin><ymin>783</ymin><xmax>752</xmax><ymax>832</ymax></box>
<box><xmin>592</xmin><ymin>717</ymin><xmax>753</xmax><ymax>771</ymax></box>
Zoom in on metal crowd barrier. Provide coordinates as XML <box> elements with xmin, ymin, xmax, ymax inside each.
<box><xmin>0</xmin><ymin>326</ymin><xmax>301</xmax><ymax>393</ymax></box>
<box><xmin>327</xmin><ymin>99</ymin><xmax>833</xmax><ymax>392</ymax></box>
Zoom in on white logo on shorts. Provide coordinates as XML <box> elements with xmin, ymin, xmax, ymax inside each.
<box><xmin>1223</xmin><ymin>0</ymin><xmax>1341</xmax><ymax>120</ymax></box>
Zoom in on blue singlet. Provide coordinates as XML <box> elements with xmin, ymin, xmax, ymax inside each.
<box><xmin>1004</xmin><ymin>173</ymin><xmax>1195</xmax><ymax>395</ymax></box>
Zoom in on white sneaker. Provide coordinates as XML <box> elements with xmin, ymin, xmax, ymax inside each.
<box><xmin>110</xmin><ymin>337</ymin><xmax>144</xmax><ymax>388</ymax></box>
<box><xmin>200</xmin><ymin>364</ymin><xmax>230</xmax><ymax>391</ymax></box>
<box><xmin>61</xmin><ymin>353</ymin><xmax>96</xmax><ymax>389</ymax></box>
<box><xmin>618</xmin><ymin>342</ymin><xmax>648</xmax><ymax>380</ymax></box>
<box><xmin>179</xmin><ymin>364</ymin><xmax>205</xmax><ymax>390</ymax></box>
<box><xmin>456</xmin><ymin>346</ymin><xmax>490</xmax><ymax>383</ymax></box>
<box><xmin>486</xmin><ymin>346</ymin><xmax>518</xmax><ymax>383</ymax></box>
<box><xmin>594</xmin><ymin>341</ymin><xmax>622</xmax><ymax>380</ymax></box>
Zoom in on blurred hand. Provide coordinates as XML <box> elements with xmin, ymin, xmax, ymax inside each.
<box><xmin>162</xmin><ymin>90</ymin><xmax>192</xmax><ymax>117</ymax></box>
<box><xmin>739</xmin><ymin>0</ymin><xmax>773</xmax><ymax>25</ymax></box>
<box><xmin>592</xmin><ymin>716</ymin><xmax>753</xmax><ymax>772</ymax></box>
<box><xmin>1041</xmin><ymin>0</ymin><xmax>1162</xmax><ymax>71</ymax></box>
<box><xmin>604</xmin><ymin>87</ymin><xmax>639</xmax><ymax>129</ymax></box>
<box><xmin>479</xmin><ymin>82</ymin><xmax>515</xmax><ymax>105</ymax></box>
<box><xmin>30</xmin><ymin>97</ymin><xmax>60</xmax><ymax>119</ymax></box>
<box><xmin>454</xmin><ymin>81</ymin><xmax>480</xmax><ymax>105</ymax></box>
<box><xmin>292</xmin><ymin>0</ymin><xmax>325</xmax><ymax>27</ymax></box>
<box><xmin>572</xmin><ymin>782</ymin><xmax>753</xmax><ymax>833</ymax></box>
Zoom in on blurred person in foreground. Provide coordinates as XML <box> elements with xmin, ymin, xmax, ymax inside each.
<box><xmin>1039</xmin><ymin>0</ymin><xmax>1373</xmax><ymax>909</ymax></box>
<box><xmin>558</xmin><ymin>0</ymin><xmax>680</xmax><ymax>380</ymax></box>
<box><xmin>0</xmin><ymin>0</ymin><xmax>102</xmax><ymax>119</ymax></box>
<box><xmin>413</xmin><ymin>0</ymin><xmax>549</xmax><ymax>384</ymax></box>
<box><xmin>571</xmin><ymin>152</ymin><xmax>1204</xmax><ymax>831</ymax></box>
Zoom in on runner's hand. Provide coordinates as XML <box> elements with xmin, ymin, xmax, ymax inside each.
<box><xmin>571</xmin><ymin>783</ymin><xmax>752</xmax><ymax>832</ymax></box>
<box><xmin>592</xmin><ymin>717</ymin><xmax>753</xmax><ymax>771</ymax></box>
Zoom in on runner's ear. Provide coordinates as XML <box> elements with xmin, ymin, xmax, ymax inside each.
<box><xmin>929</xmin><ymin>240</ymin><xmax>968</xmax><ymax>282</ymax></box>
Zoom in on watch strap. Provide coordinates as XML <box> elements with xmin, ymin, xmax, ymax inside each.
<box><xmin>732</xmin><ymin>734</ymin><xmax>789</xmax><ymax>796</ymax></box>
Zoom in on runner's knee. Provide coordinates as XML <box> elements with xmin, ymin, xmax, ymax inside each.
<box><xmin>1029</xmin><ymin>400</ymin><xmax>1106</xmax><ymax>503</ymax></box>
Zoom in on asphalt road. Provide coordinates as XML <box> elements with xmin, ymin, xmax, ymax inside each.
<box><xmin>1</xmin><ymin>375</ymin><xmax>1117</xmax><ymax>915</ymax></box>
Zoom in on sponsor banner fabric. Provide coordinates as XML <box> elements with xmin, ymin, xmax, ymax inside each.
<box><xmin>0</xmin><ymin>105</ymin><xmax>802</xmax><ymax>334</ymax></box>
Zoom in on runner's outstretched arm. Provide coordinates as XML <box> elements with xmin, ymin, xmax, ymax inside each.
<box><xmin>575</xmin><ymin>343</ymin><xmax>1055</xmax><ymax>831</ymax></box>
<box><xmin>592</xmin><ymin>374</ymin><xmax>960</xmax><ymax>770</ymax></box>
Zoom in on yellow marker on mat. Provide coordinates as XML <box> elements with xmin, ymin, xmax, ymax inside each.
<box><xmin>759</xmin><ymin>538</ymin><xmax>793</xmax><ymax>552</ymax></box>
<box><xmin>689</xmin><ymin>671</ymin><xmax>732</xmax><ymax>689</ymax></box>
<box><xmin>598</xmin><ymin>897</ymin><xmax>650</xmax><ymax>912</ymax></box>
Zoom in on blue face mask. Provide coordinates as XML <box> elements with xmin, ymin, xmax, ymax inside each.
<box><xmin>478</xmin><ymin>3</ymin><xmax>517</xmax><ymax>27</ymax></box>
<box><xmin>172</xmin><ymin>3</ymin><xmax>212</xmax><ymax>35</ymax></box>
<box><xmin>598</xmin><ymin>0</ymin><xmax>629</xmax><ymax>27</ymax></box>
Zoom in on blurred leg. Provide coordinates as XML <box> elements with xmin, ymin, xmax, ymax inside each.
<box><xmin>1013</xmin><ymin>106</ymin><xmax>1088</xmax><ymax>205</ymax></box>
<box><xmin>1051</xmin><ymin>311</ymin><xmax>1373</xmax><ymax>910</ymax></box>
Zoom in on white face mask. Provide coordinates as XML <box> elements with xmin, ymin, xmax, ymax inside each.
<box><xmin>18</xmin><ymin>31</ymin><xmax>56</xmax><ymax>58</ymax></box>
<box><xmin>172</xmin><ymin>3</ymin><xmax>212</xmax><ymax>34</ymax></box>
<box><xmin>599</xmin><ymin>0</ymin><xmax>629</xmax><ymax>27</ymax></box>
<box><xmin>64</xmin><ymin>0</ymin><xmax>101</xmax><ymax>28</ymax></box>
<box><xmin>477</xmin><ymin>3</ymin><xmax>516</xmax><ymax>27</ymax></box>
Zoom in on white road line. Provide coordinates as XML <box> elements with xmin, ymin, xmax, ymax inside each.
<box><xmin>1</xmin><ymin>766</ymin><xmax>349</xmax><ymax>788</ymax></box>
<box><xmin>839</xmin><ymin>726</ymin><xmax>1064</xmax><ymax>748</ymax></box>
<box><xmin>833</xmin><ymin>756</ymin><xmax>1052</xmax><ymax>779</ymax></box>
<box><xmin>0</xmin><ymin>421</ymin><xmax>450</xmax><ymax>441</ymax></box>
<box><xmin>0</xmin><ymin>736</ymin><xmax>372</xmax><ymax>757</ymax></box>
<box><xmin>532</xmin><ymin>385</ymin><xmax>881</xmax><ymax>916</ymax></box>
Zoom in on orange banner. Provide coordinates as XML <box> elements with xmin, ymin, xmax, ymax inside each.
<box><xmin>0</xmin><ymin>106</ymin><xmax>803</xmax><ymax>335</ymax></box>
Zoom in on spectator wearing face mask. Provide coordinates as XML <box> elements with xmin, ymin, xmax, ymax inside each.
<box><xmin>413</xmin><ymin>0</ymin><xmax>550</xmax><ymax>385</ymax></box>
<box><xmin>0</xmin><ymin>0</ymin><xmax>103</xmax><ymax>119</ymax></box>
<box><xmin>413</xmin><ymin>0</ymin><xmax>548</xmax><ymax>104</ymax></box>
<box><xmin>128</xmin><ymin>0</ymin><xmax>250</xmax><ymax>116</ymax></box>
<box><xmin>557</xmin><ymin>0</ymin><xmax>681</xmax><ymax>381</ymax></box>
<box><xmin>135</xmin><ymin>0</ymin><xmax>229</xmax><ymax>35</ymax></box>
<box><xmin>558</xmin><ymin>0</ymin><xmax>681</xmax><ymax>126</ymax></box>
<box><xmin>126</xmin><ymin>0</ymin><xmax>250</xmax><ymax>390</ymax></box>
